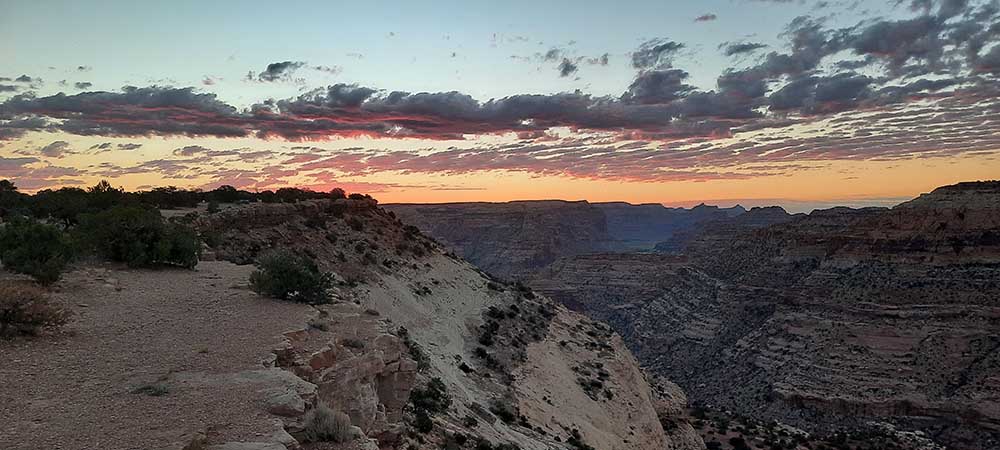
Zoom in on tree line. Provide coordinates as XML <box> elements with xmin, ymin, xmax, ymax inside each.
<box><xmin>0</xmin><ymin>179</ymin><xmax>361</xmax><ymax>284</ymax></box>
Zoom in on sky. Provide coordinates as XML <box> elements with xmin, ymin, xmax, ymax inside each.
<box><xmin>1</xmin><ymin>0</ymin><xmax>999</xmax><ymax>212</ymax></box>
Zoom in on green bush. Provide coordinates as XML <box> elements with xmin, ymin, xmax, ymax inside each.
<box><xmin>250</xmin><ymin>250</ymin><xmax>333</xmax><ymax>304</ymax></box>
<box><xmin>409</xmin><ymin>377</ymin><xmax>451</xmax><ymax>414</ymax></box>
<box><xmin>78</xmin><ymin>206</ymin><xmax>200</xmax><ymax>268</ymax></box>
<box><xmin>413</xmin><ymin>409</ymin><xmax>434</xmax><ymax>433</ymax></box>
<box><xmin>0</xmin><ymin>218</ymin><xmax>72</xmax><ymax>284</ymax></box>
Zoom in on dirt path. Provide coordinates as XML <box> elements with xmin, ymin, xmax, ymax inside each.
<box><xmin>0</xmin><ymin>261</ymin><xmax>315</xmax><ymax>450</ymax></box>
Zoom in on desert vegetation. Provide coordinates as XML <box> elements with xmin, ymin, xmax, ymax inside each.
<box><xmin>0</xmin><ymin>281</ymin><xmax>69</xmax><ymax>338</ymax></box>
<box><xmin>78</xmin><ymin>206</ymin><xmax>201</xmax><ymax>268</ymax></box>
<box><xmin>0</xmin><ymin>217</ymin><xmax>72</xmax><ymax>284</ymax></box>
<box><xmin>0</xmin><ymin>179</ymin><xmax>374</xmax><ymax>284</ymax></box>
<box><xmin>0</xmin><ymin>180</ymin><xmax>205</xmax><ymax>279</ymax></box>
<box><xmin>301</xmin><ymin>403</ymin><xmax>354</xmax><ymax>443</ymax></box>
<box><xmin>408</xmin><ymin>377</ymin><xmax>452</xmax><ymax>434</ymax></box>
<box><xmin>249</xmin><ymin>250</ymin><xmax>333</xmax><ymax>304</ymax></box>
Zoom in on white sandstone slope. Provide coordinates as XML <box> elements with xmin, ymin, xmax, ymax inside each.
<box><xmin>199</xmin><ymin>198</ymin><xmax>704</xmax><ymax>450</ymax></box>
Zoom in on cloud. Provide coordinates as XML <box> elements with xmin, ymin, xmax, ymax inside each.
<box><xmin>173</xmin><ymin>145</ymin><xmax>213</xmax><ymax>157</ymax></box>
<box><xmin>0</xmin><ymin>156</ymin><xmax>82</xmax><ymax>190</ymax></box>
<box><xmin>39</xmin><ymin>140</ymin><xmax>71</xmax><ymax>158</ymax></box>
<box><xmin>0</xmin><ymin>85</ymin><xmax>18</xmax><ymax>93</ymax></box>
<box><xmin>632</xmin><ymin>38</ymin><xmax>685</xmax><ymax>69</ymax></box>
<box><xmin>586</xmin><ymin>53</ymin><xmax>610</xmax><ymax>66</ymax></box>
<box><xmin>695</xmin><ymin>13</ymin><xmax>718</xmax><ymax>22</ymax></box>
<box><xmin>87</xmin><ymin>142</ymin><xmax>142</xmax><ymax>153</ymax></box>
<box><xmin>0</xmin><ymin>0</ymin><xmax>996</xmax><ymax>163</ymax></box>
<box><xmin>721</xmin><ymin>41</ymin><xmax>768</xmax><ymax>56</ymax></box>
<box><xmin>249</xmin><ymin>61</ymin><xmax>345</xmax><ymax>83</ymax></box>
<box><xmin>0</xmin><ymin>86</ymin><xmax>249</xmax><ymax>139</ymax></box>
<box><xmin>74</xmin><ymin>82</ymin><xmax>93</xmax><ymax>89</ymax></box>
<box><xmin>0</xmin><ymin>156</ymin><xmax>39</xmax><ymax>176</ymax></box>
<box><xmin>252</xmin><ymin>61</ymin><xmax>307</xmax><ymax>82</ymax></box>
<box><xmin>621</xmin><ymin>69</ymin><xmax>696</xmax><ymax>104</ymax></box>
<box><xmin>769</xmin><ymin>73</ymin><xmax>874</xmax><ymax>113</ymax></box>
<box><xmin>313</xmin><ymin>65</ymin><xmax>342</xmax><ymax>75</ymax></box>
<box><xmin>558</xmin><ymin>58</ymin><xmax>579</xmax><ymax>77</ymax></box>
<box><xmin>14</xmin><ymin>75</ymin><xmax>35</xmax><ymax>83</ymax></box>
<box><xmin>77</xmin><ymin>66</ymin><xmax>92</xmax><ymax>72</ymax></box>
<box><xmin>542</xmin><ymin>48</ymin><xmax>562</xmax><ymax>62</ymax></box>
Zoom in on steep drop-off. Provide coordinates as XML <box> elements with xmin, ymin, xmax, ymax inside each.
<box><xmin>532</xmin><ymin>181</ymin><xmax>1000</xmax><ymax>450</ymax></box>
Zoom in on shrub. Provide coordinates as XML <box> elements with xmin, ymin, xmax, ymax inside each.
<box><xmin>132</xmin><ymin>382</ymin><xmax>170</xmax><ymax>396</ymax></box>
<box><xmin>398</xmin><ymin>326</ymin><xmax>430</xmax><ymax>371</ymax></box>
<box><xmin>0</xmin><ymin>218</ymin><xmax>72</xmax><ymax>284</ymax></box>
<box><xmin>409</xmin><ymin>377</ymin><xmax>451</xmax><ymax>414</ymax></box>
<box><xmin>302</xmin><ymin>403</ymin><xmax>353</xmax><ymax>443</ymax></box>
<box><xmin>488</xmin><ymin>399</ymin><xmax>517</xmax><ymax>424</ymax></box>
<box><xmin>0</xmin><ymin>281</ymin><xmax>69</xmax><ymax>338</ymax></box>
<box><xmin>346</xmin><ymin>216</ymin><xmax>364</xmax><ymax>231</ymax></box>
<box><xmin>342</xmin><ymin>337</ymin><xmax>365</xmax><ymax>349</ymax></box>
<box><xmin>413</xmin><ymin>409</ymin><xmax>434</xmax><ymax>433</ymax></box>
<box><xmin>250</xmin><ymin>250</ymin><xmax>333</xmax><ymax>304</ymax></box>
<box><xmin>78</xmin><ymin>206</ymin><xmax>200</xmax><ymax>268</ymax></box>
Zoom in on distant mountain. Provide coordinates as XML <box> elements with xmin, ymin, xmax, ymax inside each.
<box><xmin>653</xmin><ymin>205</ymin><xmax>801</xmax><ymax>253</ymax></box>
<box><xmin>593</xmin><ymin>202</ymin><xmax>746</xmax><ymax>251</ymax></box>
<box><xmin>386</xmin><ymin>200</ymin><xmax>746</xmax><ymax>278</ymax></box>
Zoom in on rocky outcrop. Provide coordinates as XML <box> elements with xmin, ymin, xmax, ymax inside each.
<box><xmin>268</xmin><ymin>302</ymin><xmax>417</xmax><ymax>445</ymax></box>
<box><xmin>530</xmin><ymin>181</ymin><xmax>1000</xmax><ymax>450</ymax></box>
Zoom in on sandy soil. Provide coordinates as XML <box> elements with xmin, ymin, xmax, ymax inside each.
<box><xmin>0</xmin><ymin>261</ymin><xmax>315</xmax><ymax>450</ymax></box>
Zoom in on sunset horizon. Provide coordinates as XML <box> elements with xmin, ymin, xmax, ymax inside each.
<box><xmin>3</xmin><ymin>2</ymin><xmax>1000</xmax><ymax>449</ymax></box>
<box><xmin>3</xmin><ymin>0</ymin><xmax>999</xmax><ymax>209</ymax></box>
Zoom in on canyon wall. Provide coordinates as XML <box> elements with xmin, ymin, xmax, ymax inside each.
<box><xmin>532</xmin><ymin>181</ymin><xmax>1000</xmax><ymax>450</ymax></box>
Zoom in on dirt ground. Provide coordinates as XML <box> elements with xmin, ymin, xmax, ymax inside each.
<box><xmin>0</xmin><ymin>261</ymin><xmax>315</xmax><ymax>450</ymax></box>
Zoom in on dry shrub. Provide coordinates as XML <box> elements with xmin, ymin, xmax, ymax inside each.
<box><xmin>302</xmin><ymin>403</ymin><xmax>353</xmax><ymax>443</ymax></box>
<box><xmin>0</xmin><ymin>281</ymin><xmax>69</xmax><ymax>338</ymax></box>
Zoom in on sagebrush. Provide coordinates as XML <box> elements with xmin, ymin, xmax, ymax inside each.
<box><xmin>302</xmin><ymin>403</ymin><xmax>353</xmax><ymax>443</ymax></box>
<box><xmin>0</xmin><ymin>281</ymin><xmax>69</xmax><ymax>338</ymax></box>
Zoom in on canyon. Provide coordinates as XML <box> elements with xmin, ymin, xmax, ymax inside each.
<box><xmin>390</xmin><ymin>181</ymin><xmax>1000</xmax><ymax>450</ymax></box>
